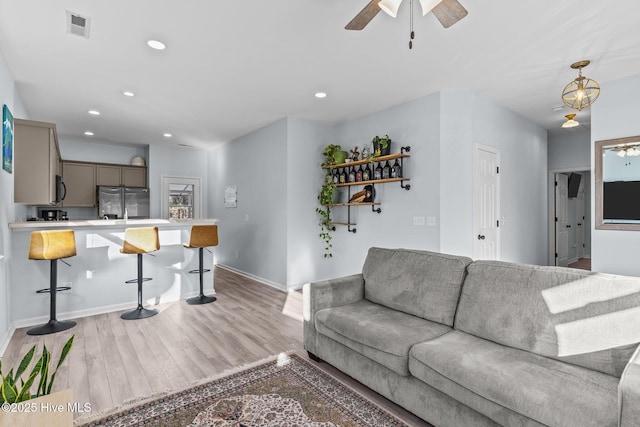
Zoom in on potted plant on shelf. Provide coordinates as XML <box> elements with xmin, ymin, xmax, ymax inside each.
<box><xmin>322</xmin><ymin>144</ymin><xmax>348</xmax><ymax>166</ymax></box>
<box><xmin>316</xmin><ymin>177</ymin><xmax>337</xmax><ymax>258</ymax></box>
<box><xmin>371</xmin><ymin>135</ymin><xmax>391</xmax><ymax>157</ymax></box>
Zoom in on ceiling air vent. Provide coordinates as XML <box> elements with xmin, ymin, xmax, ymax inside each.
<box><xmin>66</xmin><ymin>11</ymin><xmax>91</xmax><ymax>38</ymax></box>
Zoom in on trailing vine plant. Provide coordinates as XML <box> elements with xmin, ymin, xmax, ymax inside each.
<box><xmin>316</xmin><ymin>174</ymin><xmax>337</xmax><ymax>258</ymax></box>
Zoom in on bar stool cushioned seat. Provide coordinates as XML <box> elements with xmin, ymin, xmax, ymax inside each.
<box><xmin>184</xmin><ymin>225</ymin><xmax>218</xmax><ymax>305</ymax></box>
<box><xmin>28</xmin><ymin>229</ymin><xmax>77</xmax><ymax>335</ymax></box>
<box><xmin>120</xmin><ymin>227</ymin><xmax>160</xmax><ymax>320</ymax></box>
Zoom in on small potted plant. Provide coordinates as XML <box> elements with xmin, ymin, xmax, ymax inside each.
<box><xmin>371</xmin><ymin>135</ymin><xmax>391</xmax><ymax>157</ymax></box>
<box><xmin>322</xmin><ymin>144</ymin><xmax>348</xmax><ymax>166</ymax></box>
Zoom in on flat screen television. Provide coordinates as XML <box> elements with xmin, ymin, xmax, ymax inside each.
<box><xmin>567</xmin><ymin>173</ymin><xmax>581</xmax><ymax>198</ymax></box>
<box><xmin>603</xmin><ymin>181</ymin><xmax>640</xmax><ymax>222</ymax></box>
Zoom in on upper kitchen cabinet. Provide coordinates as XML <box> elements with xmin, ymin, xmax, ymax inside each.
<box><xmin>96</xmin><ymin>164</ymin><xmax>147</xmax><ymax>187</ymax></box>
<box><xmin>14</xmin><ymin>119</ymin><xmax>62</xmax><ymax>205</ymax></box>
<box><xmin>62</xmin><ymin>161</ymin><xmax>96</xmax><ymax>207</ymax></box>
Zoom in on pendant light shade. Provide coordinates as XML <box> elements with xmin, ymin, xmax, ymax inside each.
<box><xmin>561</xmin><ymin>114</ymin><xmax>579</xmax><ymax>128</ymax></box>
<box><xmin>379</xmin><ymin>0</ymin><xmax>404</xmax><ymax>17</ymax></box>
<box><xmin>562</xmin><ymin>60</ymin><xmax>600</xmax><ymax>111</ymax></box>
<box><xmin>419</xmin><ymin>0</ymin><xmax>443</xmax><ymax>15</ymax></box>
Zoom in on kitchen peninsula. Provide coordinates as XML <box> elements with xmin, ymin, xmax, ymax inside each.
<box><xmin>9</xmin><ymin>218</ymin><xmax>219</xmax><ymax>329</ymax></box>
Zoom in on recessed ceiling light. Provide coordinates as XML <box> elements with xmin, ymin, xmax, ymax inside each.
<box><xmin>147</xmin><ymin>39</ymin><xmax>166</xmax><ymax>50</ymax></box>
<box><xmin>315</xmin><ymin>92</ymin><xmax>327</xmax><ymax>98</ymax></box>
<box><xmin>88</xmin><ymin>110</ymin><xmax>100</xmax><ymax>116</ymax></box>
<box><xmin>123</xmin><ymin>91</ymin><xmax>135</xmax><ymax>97</ymax></box>
<box><xmin>163</xmin><ymin>133</ymin><xmax>172</xmax><ymax>138</ymax></box>
<box><xmin>84</xmin><ymin>131</ymin><xmax>94</xmax><ymax>136</ymax></box>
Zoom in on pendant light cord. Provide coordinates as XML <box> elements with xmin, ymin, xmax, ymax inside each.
<box><xmin>409</xmin><ymin>0</ymin><xmax>415</xmax><ymax>49</ymax></box>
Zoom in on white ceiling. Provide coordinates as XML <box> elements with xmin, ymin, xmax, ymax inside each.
<box><xmin>0</xmin><ymin>1</ymin><xmax>639</xmax><ymax>149</ymax></box>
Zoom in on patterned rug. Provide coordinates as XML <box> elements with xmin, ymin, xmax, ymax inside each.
<box><xmin>77</xmin><ymin>352</ymin><xmax>409</xmax><ymax>426</ymax></box>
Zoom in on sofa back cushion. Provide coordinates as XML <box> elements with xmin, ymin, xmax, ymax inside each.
<box><xmin>455</xmin><ymin>260</ymin><xmax>640</xmax><ymax>377</ymax></box>
<box><xmin>362</xmin><ymin>248</ymin><xmax>472</xmax><ymax>326</ymax></box>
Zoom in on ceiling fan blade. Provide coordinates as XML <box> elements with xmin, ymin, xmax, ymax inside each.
<box><xmin>432</xmin><ymin>0</ymin><xmax>468</xmax><ymax>28</ymax></box>
<box><xmin>345</xmin><ymin>0</ymin><xmax>382</xmax><ymax>31</ymax></box>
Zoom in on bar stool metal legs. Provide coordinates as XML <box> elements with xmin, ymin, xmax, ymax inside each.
<box><xmin>187</xmin><ymin>247</ymin><xmax>217</xmax><ymax>305</ymax></box>
<box><xmin>27</xmin><ymin>230</ymin><xmax>77</xmax><ymax>336</ymax></box>
<box><xmin>121</xmin><ymin>253</ymin><xmax>158</xmax><ymax>319</ymax></box>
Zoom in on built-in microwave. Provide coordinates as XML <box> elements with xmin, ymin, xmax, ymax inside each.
<box><xmin>55</xmin><ymin>175</ymin><xmax>66</xmax><ymax>203</ymax></box>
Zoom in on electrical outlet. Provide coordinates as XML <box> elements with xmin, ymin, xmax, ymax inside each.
<box><xmin>412</xmin><ymin>216</ymin><xmax>425</xmax><ymax>226</ymax></box>
<box><xmin>235</xmin><ymin>251</ymin><xmax>239</xmax><ymax>259</ymax></box>
<box><xmin>244</xmin><ymin>214</ymin><xmax>249</xmax><ymax>221</ymax></box>
<box><xmin>426</xmin><ymin>216</ymin><xmax>437</xmax><ymax>226</ymax></box>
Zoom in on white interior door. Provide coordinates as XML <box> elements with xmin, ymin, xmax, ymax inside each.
<box><xmin>555</xmin><ymin>173</ymin><xmax>569</xmax><ymax>267</ymax></box>
<box><xmin>576</xmin><ymin>176</ymin><xmax>585</xmax><ymax>259</ymax></box>
<box><xmin>474</xmin><ymin>145</ymin><xmax>500</xmax><ymax>260</ymax></box>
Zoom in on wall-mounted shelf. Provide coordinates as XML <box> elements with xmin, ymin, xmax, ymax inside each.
<box><xmin>319</xmin><ymin>146</ymin><xmax>411</xmax><ymax>233</ymax></box>
<box><xmin>322</xmin><ymin>152</ymin><xmax>410</xmax><ymax>170</ymax></box>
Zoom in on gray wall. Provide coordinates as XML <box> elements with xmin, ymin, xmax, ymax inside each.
<box><xmin>548</xmin><ymin>129</ymin><xmax>591</xmax><ymax>171</ymax></box>
<box><xmin>591</xmin><ymin>74</ymin><xmax>640</xmax><ymax>275</ymax></box>
<box><xmin>208</xmin><ymin>119</ymin><xmax>288</xmax><ymax>286</ymax></box>
<box><xmin>0</xmin><ymin>52</ymin><xmax>29</xmax><ymax>354</ymax></box>
<box><xmin>207</xmin><ymin>91</ymin><xmax>549</xmax><ymax>289</ymax></box>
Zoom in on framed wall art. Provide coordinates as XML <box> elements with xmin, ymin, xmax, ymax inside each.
<box><xmin>2</xmin><ymin>104</ymin><xmax>13</xmax><ymax>173</ymax></box>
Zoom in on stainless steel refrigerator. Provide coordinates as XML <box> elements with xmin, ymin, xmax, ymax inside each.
<box><xmin>97</xmin><ymin>186</ymin><xmax>150</xmax><ymax>219</ymax></box>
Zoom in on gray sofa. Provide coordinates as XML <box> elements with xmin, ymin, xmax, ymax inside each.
<box><xmin>303</xmin><ymin>247</ymin><xmax>640</xmax><ymax>427</ymax></box>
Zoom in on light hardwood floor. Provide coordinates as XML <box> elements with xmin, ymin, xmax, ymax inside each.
<box><xmin>1</xmin><ymin>267</ymin><xmax>429</xmax><ymax>426</ymax></box>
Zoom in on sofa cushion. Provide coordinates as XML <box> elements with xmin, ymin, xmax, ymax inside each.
<box><xmin>455</xmin><ymin>260</ymin><xmax>640</xmax><ymax>377</ymax></box>
<box><xmin>315</xmin><ymin>299</ymin><xmax>451</xmax><ymax>376</ymax></box>
<box><xmin>409</xmin><ymin>331</ymin><xmax>618</xmax><ymax>427</ymax></box>
<box><xmin>362</xmin><ymin>247</ymin><xmax>472</xmax><ymax>326</ymax></box>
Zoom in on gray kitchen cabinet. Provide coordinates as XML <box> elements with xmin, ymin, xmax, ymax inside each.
<box><xmin>97</xmin><ymin>164</ymin><xmax>146</xmax><ymax>187</ymax></box>
<box><xmin>14</xmin><ymin>119</ymin><xmax>61</xmax><ymax>205</ymax></box>
<box><xmin>62</xmin><ymin>161</ymin><xmax>96</xmax><ymax>207</ymax></box>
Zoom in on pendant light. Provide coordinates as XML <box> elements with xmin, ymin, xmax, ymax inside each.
<box><xmin>561</xmin><ymin>113</ymin><xmax>579</xmax><ymax>128</ymax></box>
<box><xmin>562</xmin><ymin>60</ymin><xmax>600</xmax><ymax>111</ymax></box>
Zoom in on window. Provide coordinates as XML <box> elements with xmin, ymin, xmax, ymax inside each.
<box><xmin>161</xmin><ymin>176</ymin><xmax>202</xmax><ymax>219</ymax></box>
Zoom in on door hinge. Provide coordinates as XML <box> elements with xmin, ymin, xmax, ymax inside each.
<box><xmin>496</xmin><ymin>166</ymin><xmax>500</xmax><ymax>174</ymax></box>
<box><xmin>555</xmin><ymin>181</ymin><xmax>558</xmax><ymax>186</ymax></box>
<box><xmin>555</xmin><ymin>253</ymin><xmax>558</xmax><ymax>258</ymax></box>
<box><xmin>496</xmin><ymin>220</ymin><xmax>500</xmax><ymax>227</ymax></box>
<box><xmin>555</xmin><ymin>217</ymin><xmax>558</xmax><ymax>222</ymax></box>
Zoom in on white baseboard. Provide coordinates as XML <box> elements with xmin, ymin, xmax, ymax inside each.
<box><xmin>217</xmin><ymin>264</ymin><xmax>287</xmax><ymax>291</ymax></box>
<box><xmin>11</xmin><ymin>290</ymin><xmax>208</xmax><ymax>330</ymax></box>
<box><xmin>0</xmin><ymin>323</ymin><xmax>16</xmax><ymax>358</ymax></box>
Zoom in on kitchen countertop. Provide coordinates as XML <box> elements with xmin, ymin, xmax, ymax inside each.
<box><xmin>9</xmin><ymin>218</ymin><xmax>219</xmax><ymax>231</ymax></box>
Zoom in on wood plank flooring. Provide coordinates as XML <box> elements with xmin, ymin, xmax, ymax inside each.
<box><xmin>568</xmin><ymin>257</ymin><xmax>591</xmax><ymax>271</ymax></box>
<box><xmin>1</xmin><ymin>267</ymin><xmax>429</xmax><ymax>426</ymax></box>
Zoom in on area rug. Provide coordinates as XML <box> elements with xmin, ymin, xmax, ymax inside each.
<box><xmin>77</xmin><ymin>352</ymin><xmax>409</xmax><ymax>426</ymax></box>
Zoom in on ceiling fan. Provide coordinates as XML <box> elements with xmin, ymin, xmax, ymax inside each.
<box><xmin>346</xmin><ymin>0</ymin><xmax>468</xmax><ymax>31</ymax></box>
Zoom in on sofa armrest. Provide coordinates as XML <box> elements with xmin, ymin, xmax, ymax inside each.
<box><xmin>619</xmin><ymin>344</ymin><xmax>640</xmax><ymax>426</ymax></box>
<box><xmin>303</xmin><ymin>274</ymin><xmax>364</xmax><ymax>357</ymax></box>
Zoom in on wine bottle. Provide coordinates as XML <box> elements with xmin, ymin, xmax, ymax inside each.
<box><xmin>391</xmin><ymin>159</ymin><xmax>402</xmax><ymax>178</ymax></box>
<box><xmin>339</xmin><ymin>168</ymin><xmax>347</xmax><ymax>184</ymax></box>
<box><xmin>332</xmin><ymin>168</ymin><xmax>339</xmax><ymax>184</ymax></box>
<box><xmin>374</xmin><ymin>163</ymin><xmax>382</xmax><ymax>180</ymax></box>
<box><xmin>348</xmin><ymin>167</ymin><xmax>356</xmax><ymax>183</ymax></box>
<box><xmin>355</xmin><ymin>165</ymin><xmax>363</xmax><ymax>182</ymax></box>
<box><xmin>363</xmin><ymin>164</ymin><xmax>371</xmax><ymax>181</ymax></box>
<box><xmin>382</xmin><ymin>161</ymin><xmax>391</xmax><ymax>179</ymax></box>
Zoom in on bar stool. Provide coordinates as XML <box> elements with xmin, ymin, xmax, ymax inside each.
<box><xmin>120</xmin><ymin>227</ymin><xmax>160</xmax><ymax>320</ymax></box>
<box><xmin>184</xmin><ymin>225</ymin><xmax>218</xmax><ymax>305</ymax></box>
<box><xmin>28</xmin><ymin>229</ymin><xmax>77</xmax><ymax>335</ymax></box>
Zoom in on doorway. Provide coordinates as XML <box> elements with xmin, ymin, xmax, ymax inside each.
<box><xmin>474</xmin><ymin>144</ymin><xmax>500</xmax><ymax>260</ymax></box>
<box><xmin>548</xmin><ymin>169</ymin><xmax>591</xmax><ymax>269</ymax></box>
<box><xmin>161</xmin><ymin>176</ymin><xmax>202</xmax><ymax>219</ymax></box>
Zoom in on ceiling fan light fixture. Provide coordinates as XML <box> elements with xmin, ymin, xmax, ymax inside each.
<box><xmin>379</xmin><ymin>0</ymin><xmax>403</xmax><ymax>17</ymax></box>
<box><xmin>562</xmin><ymin>60</ymin><xmax>600</xmax><ymax>111</ymax></box>
<box><xmin>562</xmin><ymin>113</ymin><xmax>579</xmax><ymax>128</ymax></box>
<box><xmin>419</xmin><ymin>0</ymin><xmax>443</xmax><ymax>16</ymax></box>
